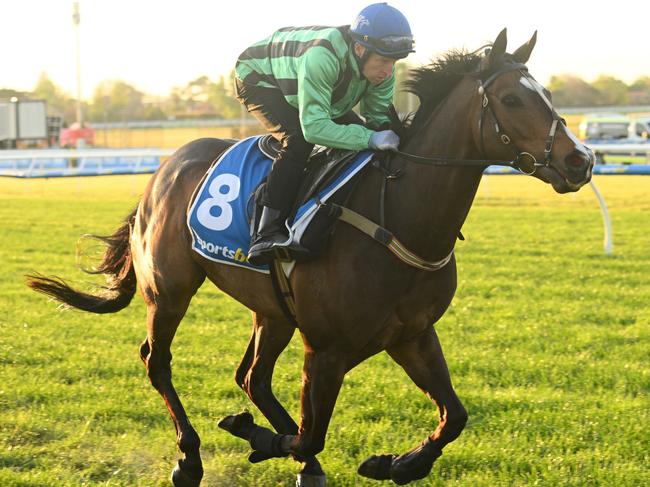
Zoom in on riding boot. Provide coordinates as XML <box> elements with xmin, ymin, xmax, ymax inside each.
<box><xmin>247</xmin><ymin>206</ymin><xmax>290</xmax><ymax>265</ymax></box>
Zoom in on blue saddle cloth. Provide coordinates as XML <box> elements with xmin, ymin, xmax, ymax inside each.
<box><xmin>187</xmin><ymin>136</ymin><xmax>373</xmax><ymax>273</ymax></box>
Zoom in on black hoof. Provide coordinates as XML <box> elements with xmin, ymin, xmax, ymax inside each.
<box><xmin>171</xmin><ymin>461</ymin><xmax>202</xmax><ymax>487</ymax></box>
<box><xmin>217</xmin><ymin>411</ymin><xmax>254</xmax><ymax>439</ymax></box>
<box><xmin>389</xmin><ymin>440</ymin><xmax>442</xmax><ymax>485</ymax></box>
<box><xmin>357</xmin><ymin>454</ymin><xmax>396</xmax><ymax>480</ymax></box>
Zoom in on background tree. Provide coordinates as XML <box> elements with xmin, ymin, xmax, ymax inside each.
<box><xmin>168</xmin><ymin>76</ymin><xmax>216</xmax><ymax>118</ymax></box>
<box><xmin>165</xmin><ymin>72</ymin><xmax>242</xmax><ymax>119</ymax></box>
<box><xmin>88</xmin><ymin>80</ymin><xmax>153</xmax><ymax>122</ymax></box>
<box><xmin>32</xmin><ymin>72</ymin><xmax>78</xmax><ymax>123</ymax></box>
<box><xmin>627</xmin><ymin>76</ymin><xmax>650</xmax><ymax>105</ymax></box>
<box><xmin>0</xmin><ymin>88</ymin><xmax>29</xmax><ymax>99</ymax></box>
<box><xmin>208</xmin><ymin>71</ymin><xmax>243</xmax><ymax>119</ymax></box>
<box><xmin>591</xmin><ymin>75</ymin><xmax>628</xmax><ymax>106</ymax></box>
<box><xmin>547</xmin><ymin>75</ymin><xmax>600</xmax><ymax>106</ymax></box>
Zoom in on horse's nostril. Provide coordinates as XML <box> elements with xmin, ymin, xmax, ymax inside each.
<box><xmin>565</xmin><ymin>151</ymin><xmax>588</xmax><ymax>167</ymax></box>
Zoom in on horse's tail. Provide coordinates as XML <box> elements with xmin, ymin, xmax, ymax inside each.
<box><xmin>27</xmin><ymin>208</ymin><xmax>138</xmax><ymax>314</ymax></box>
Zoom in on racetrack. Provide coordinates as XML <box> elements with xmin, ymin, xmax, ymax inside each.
<box><xmin>1</xmin><ymin>174</ymin><xmax>648</xmax><ymax>486</ymax></box>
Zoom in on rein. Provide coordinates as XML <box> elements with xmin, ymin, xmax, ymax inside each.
<box><xmin>392</xmin><ymin>61</ymin><xmax>566</xmax><ymax>175</ymax></box>
<box><xmin>393</xmin><ymin>149</ymin><xmax>515</xmax><ymax>167</ymax></box>
<box><xmin>334</xmin><ymin>60</ymin><xmax>566</xmax><ymax>272</ymax></box>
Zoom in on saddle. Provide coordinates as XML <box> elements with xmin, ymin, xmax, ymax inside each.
<box><xmin>251</xmin><ymin>134</ymin><xmax>366</xmax><ymax>261</ymax></box>
<box><xmin>257</xmin><ymin>134</ymin><xmax>359</xmax><ymax>207</ymax></box>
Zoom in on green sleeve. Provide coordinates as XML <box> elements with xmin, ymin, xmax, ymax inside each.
<box><xmin>360</xmin><ymin>69</ymin><xmax>394</xmax><ymax>130</ymax></box>
<box><xmin>297</xmin><ymin>49</ymin><xmax>374</xmax><ymax>150</ymax></box>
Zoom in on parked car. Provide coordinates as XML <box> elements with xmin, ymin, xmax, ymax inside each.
<box><xmin>628</xmin><ymin>116</ymin><xmax>650</xmax><ymax>140</ymax></box>
<box><xmin>578</xmin><ymin>113</ymin><xmax>630</xmax><ymax>141</ymax></box>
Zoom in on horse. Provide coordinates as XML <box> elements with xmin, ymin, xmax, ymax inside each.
<box><xmin>27</xmin><ymin>29</ymin><xmax>593</xmax><ymax>486</ymax></box>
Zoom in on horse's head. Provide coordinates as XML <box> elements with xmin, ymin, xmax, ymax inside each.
<box><xmin>472</xmin><ymin>29</ymin><xmax>594</xmax><ymax>193</ymax></box>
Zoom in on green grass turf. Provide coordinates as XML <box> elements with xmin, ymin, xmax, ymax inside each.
<box><xmin>0</xmin><ymin>174</ymin><xmax>648</xmax><ymax>486</ymax></box>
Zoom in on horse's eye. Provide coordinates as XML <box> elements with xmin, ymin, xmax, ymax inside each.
<box><xmin>501</xmin><ymin>94</ymin><xmax>522</xmax><ymax>107</ymax></box>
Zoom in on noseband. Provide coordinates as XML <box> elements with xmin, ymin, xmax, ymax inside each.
<box><xmin>394</xmin><ymin>60</ymin><xmax>566</xmax><ymax>174</ymax></box>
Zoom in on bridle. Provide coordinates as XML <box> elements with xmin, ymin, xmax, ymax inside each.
<box><xmin>394</xmin><ymin>60</ymin><xmax>567</xmax><ymax>175</ymax></box>
<box><xmin>328</xmin><ymin>60</ymin><xmax>569</xmax><ymax>275</ymax></box>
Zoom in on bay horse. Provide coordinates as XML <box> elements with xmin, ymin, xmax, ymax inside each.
<box><xmin>28</xmin><ymin>29</ymin><xmax>593</xmax><ymax>486</ymax></box>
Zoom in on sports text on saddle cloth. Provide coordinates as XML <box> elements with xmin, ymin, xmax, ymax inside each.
<box><xmin>187</xmin><ymin>136</ymin><xmax>374</xmax><ymax>273</ymax></box>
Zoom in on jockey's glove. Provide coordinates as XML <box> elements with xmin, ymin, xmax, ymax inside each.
<box><xmin>369</xmin><ymin>130</ymin><xmax>400</xmax><ymax>151</ymax></box>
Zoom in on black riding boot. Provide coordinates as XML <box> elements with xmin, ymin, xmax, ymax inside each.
<box><xmin>247</xmin><ymin>206</ymin><xmax>290</xmax><ymax>265</ymax></box>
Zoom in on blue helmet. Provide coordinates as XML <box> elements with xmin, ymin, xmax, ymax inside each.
<box><xmin>350</xmin><ymin>3</ymin><xmax>414</xmax><ymax>59</ymax></box>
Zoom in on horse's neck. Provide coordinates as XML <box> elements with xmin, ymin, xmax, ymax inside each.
<box><xmin>387</xmin><ymin>93</ymin><xmax>485</xmax><ymax>261</ymax></box>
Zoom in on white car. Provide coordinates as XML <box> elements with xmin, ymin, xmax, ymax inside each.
<box><xmin>578</xmin><ymin>113</ymin><xmax>630</xmax><ymax>140</ymax></box>
<box><xmin>628</xmin><ymin>117</ymin><xmax>650</xmax><ymax>140</ymax></box>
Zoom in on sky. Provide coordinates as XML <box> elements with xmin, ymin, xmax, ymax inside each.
<box><xmin>2</xmin><ymin>0</ymin><xmax>648</xmax><ymax>100</ymax></box>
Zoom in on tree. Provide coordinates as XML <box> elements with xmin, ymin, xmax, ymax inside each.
<box><xmin>32</xmin><ymin>72</ymin><xmax>78</xmax><ymax>123</ymax></box>
<box><xmin>591</xmin><ymin>75</ymin><xmax>628</xmax><ymax>106</ymax></box>
<box><xmin>0</xmin><ymin>88</ymin><xmax>28</xmax><ymax>99</ymax></box>
<box><xmin>208</xmin><ymin>72</ymin><xmax>243</xmax><ymax>119</ymax></box>
<box><xmin>166</xmin><ymin>73</ymin><xmax>242</xmax><ymax>119</ymax></box>
<box><xmin>628</xmin><ymin>76</ymin><xmax>650</xmax><ymax>105</ymax></box>
<box><xmin>88</xmin><ymin>80</ymin><xmax>148</xmax><ymax>122</ymax></box>
<box><xmin>547</xmin><ymin>75</ymin><xmax>600</xmax><ymax>107</ymax></box>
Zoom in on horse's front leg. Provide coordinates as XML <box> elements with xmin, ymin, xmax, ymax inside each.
<box><xmin>224</xmin><ymin>313</ymin><xmax>325</xmax><ymax>481</ymax></box>
<box><xmin>289</xmin><ymin>347</ymin><xmax>347</xmax><ymax>456</ymax></box>
<box><xmin>359</xmin><ymin>327</ymin><xmax>468</xmax><ymax>485</ymax></box>
<box><xmin>221</xmin><ymin>345</ymin><xmax>346</xmax><ymax>486</ymax></box>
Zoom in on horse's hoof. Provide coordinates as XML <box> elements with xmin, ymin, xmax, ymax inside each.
<box><xmin>389</xmin><ymin>441</ymin><xmax>441</xmax><ymax>485</ymax></box>
<box><xmin>296</xmin><ymin>472</ymin><xmax>327</xmax><ymax>487</ymax></box>
<box><xmin>171</xmin><ymin>461</ymin><xmax>202</xmax><ymax>487</ymax></box>
<box><xmin>357</xmin><ymin>454</ymin><xmax>396</xmax><ymax>480</ymax></box>
<box><xmin>217</xmin><ymin>411</ymin><xmax>254</xmax><ymax>439</ymax></box>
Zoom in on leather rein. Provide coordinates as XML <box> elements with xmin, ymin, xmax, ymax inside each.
<box><xmin>331</xmin><ymin>61</ymin><xmax>567</xmax><ymax>272</ymax></box>
<box><xmin>393</xmin><ymin>61</ymin><xmax>566</xmax><ymax>175</ymax></box>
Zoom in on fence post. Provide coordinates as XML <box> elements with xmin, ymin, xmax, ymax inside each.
<box><xmin>589</xmin><ymin>180</ymin><xmax>613</xmax><ymax>255</ymax></box>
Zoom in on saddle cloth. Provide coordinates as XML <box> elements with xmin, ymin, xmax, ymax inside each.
<box><xmin>187</xmin><ymin>135</ymin><xmax>374</xmax><ymax>273</ymax></box>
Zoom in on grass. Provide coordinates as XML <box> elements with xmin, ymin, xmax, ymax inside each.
<box><xmin>0</xmin><ymin>173</ymin><xmax>648</xmax><ymax>486</ymax></box>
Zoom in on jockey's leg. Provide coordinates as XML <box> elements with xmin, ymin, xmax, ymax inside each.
<box><xmin>249</xmin><ymin>132</ymin><xmax>313</xmax><ymax>264</ymax></box>
<box><xmin>233</xmin><ymin>78</ymin><xmax>313</xmax><ymax>264</ymax></box>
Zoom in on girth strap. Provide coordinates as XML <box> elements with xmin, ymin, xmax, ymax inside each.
<box><xmin>266</xmin><ymin>200</ymin><xmax>454</xmax><ymax>327</ymax></box>
<box><xmin>269</xmin><ymin>260</ymin><xmax>299</xmax><ymax>326</ymax></box>
<box><xmin>330</xmin><ymin>203</ymin><xmax>454</xmax><ymax>272</ymax></box>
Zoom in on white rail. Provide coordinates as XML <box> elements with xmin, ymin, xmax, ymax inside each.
<box><xmin>587</xmin><ymin>142</ymin><xmax>650</xmax><ymax>163</ymax></box>
<box><xmin>0</xmin><ymin>148</ymin><xmax>174</xmax><ymax>178</ymax></box>
<box><xmin>2</xmin><ymin>147</ymin><xmax>648</xmax><ymax>256</ymax></box>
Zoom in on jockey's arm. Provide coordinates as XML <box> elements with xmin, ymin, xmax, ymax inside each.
<box><xmin>297</xmin><ymin>49</ymin><xmax>375</xmax><ymax>151</ymax></box>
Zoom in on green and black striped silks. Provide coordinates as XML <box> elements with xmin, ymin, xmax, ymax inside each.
<box><xmin>235</xmin><ymin>25</ymin><xmax>394</xmax><ymax>150</ymax></box>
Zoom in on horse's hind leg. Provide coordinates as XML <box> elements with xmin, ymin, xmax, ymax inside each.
<box><xmin>226</xmin><ymin>314</ymin><xmax>325</xmax><ymax>481</ymax></box>
<box><xmin>138</xmin><ymin>273</ymin><xmax>205</xmax><ymax>486</ymax></box>
<box><xmin>359</xmin><ymin>327</ymin><xmax>468</xmax><ymax>485</ymax></box>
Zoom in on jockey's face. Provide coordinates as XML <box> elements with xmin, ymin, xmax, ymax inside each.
<box><xmin>354</xmin><ymin>44</ymin><xmax>396</xmax><ymax>85</ymax></box>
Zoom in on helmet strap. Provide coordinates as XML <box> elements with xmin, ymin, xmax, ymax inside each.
<box><xmin>352</xmin><ymin>42</ymin><xmax>372</xmax><ymax>79</ymax></box>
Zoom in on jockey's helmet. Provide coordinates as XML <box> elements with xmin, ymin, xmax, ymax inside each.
<box><xmin>350</xmin><ymin>3</ymin><xmax>414</xmax><ymax>60</ymax></box>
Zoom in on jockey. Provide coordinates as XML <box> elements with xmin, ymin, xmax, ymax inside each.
<box><xmin>234</xmin><ymin>2</ymin><xmax>415</xmax><ymax>265</ymax></box>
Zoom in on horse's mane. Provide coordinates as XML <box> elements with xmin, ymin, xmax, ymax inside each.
<box><xmin>397</xmin><ymin>47</ymin><xmax>488</xmax><ymax>139</ymax></box>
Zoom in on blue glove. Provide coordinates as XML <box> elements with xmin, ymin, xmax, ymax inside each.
<box><xmin>369</xmin><ymin>130</ymin><xmax>400</xmax><ymax>151</ymax></box>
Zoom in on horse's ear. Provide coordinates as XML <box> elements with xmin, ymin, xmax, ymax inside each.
<box><xmin>487</xmin><ymin>28</ymin><xmax>507</xmax><ymax>68</ymax></box>
<box><xmin>512</xmin><ymin>31</ymin><xmax>537</xmax><ymax>64</ymax></box>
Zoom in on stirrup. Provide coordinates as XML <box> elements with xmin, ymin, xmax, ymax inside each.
<box><xmin>275</xmin><ymin>237</ymin><xmax>311</xmax><ymax>262</ymax></box>
<box><xmin>247</xmin><ymin>241</ymin><xmax>283</xmax><ymax>266</ymax></box>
